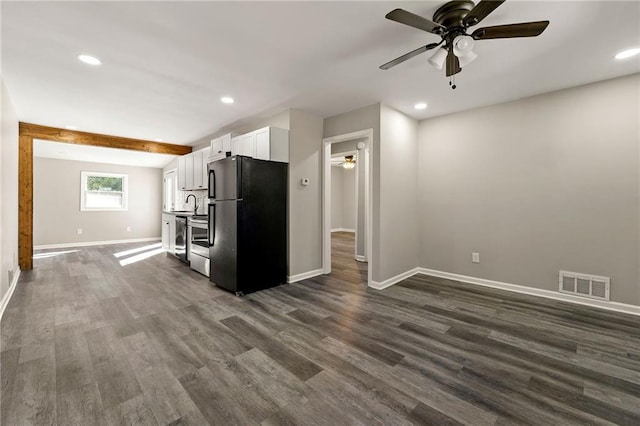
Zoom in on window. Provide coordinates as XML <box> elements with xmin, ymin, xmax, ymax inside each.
<box><xmin>80</xmin><ymin>171</ymin><xmax>128</xmax><ymax>211</ymax></box>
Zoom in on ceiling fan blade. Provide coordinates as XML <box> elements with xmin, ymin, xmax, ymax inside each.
<box><xmin>463</xmin><ymin>0</ymin><xmax>506</xmax><ymax>27</ymax></box>
<box><xmin>379</xmin><ymin>43</ymin><xmax>440</xmax><ymax>70</ymax></box>
<box><xmin>386</xmin><ymin>9</ymin><xmax>445</xmax><ymax>35</ymax></box>
<box><xmin>445</xmin><ymin>49</ymin><xmax>461</xmax><ymax>77</ymax></box>
<box><xmin>472</xmin><ymin>20</ymin><xmax>549</xmax><ymax>39</ymax></box>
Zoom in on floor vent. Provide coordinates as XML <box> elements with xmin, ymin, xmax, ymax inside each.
<box><xmin>559</xmin><ymin>270</ymin><xmax>610</xmax><ymax>301</ymax></box>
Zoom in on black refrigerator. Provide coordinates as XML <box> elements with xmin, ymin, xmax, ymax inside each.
<box><xmin>207</xmin><ymin>155</ymin><xmax>287</xmax><ymax>295</ymax></box>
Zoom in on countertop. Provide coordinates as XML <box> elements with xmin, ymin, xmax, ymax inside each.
<box><xmin>163</xmin><ymin>210</ymin><xmax>198</xmax><ymax>216</ymax></box>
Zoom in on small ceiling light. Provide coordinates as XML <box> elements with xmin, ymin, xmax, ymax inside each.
<box><xmin>615</xmin><ymin>48</ymin><xmax>640</xmax><ymax>60</ymax></box>
<box><xmin>414</xmin><ymin>102</ymin><xmax>427</xmax><ymax>110</ymax></box>
<box><xmin>428</xmin><ymin>47</ymin><xmax>448</xmax><ymax>70</ymax></box>
<box><xmin>221</xmin><ymin>97</ymin><xmax>234</xmax><ymax>104</ymax></box>
<box><xmin>453</xmin><ymin>35</ymin><xmax>477</xmax><ymax>67</ymax></box>
<box><xmin>77</xmin><ymin>54</ymin><xmax>102</xmax><ymax>66</ymax></box>
<box><xmin>65</xmin><ymin>125</ymin><xmax>77</xmax><ymax>130</ymax></box>
<box><xmin>343</xmin><ymin>155</ymin><xmax>356</xmax><ymax>170</ymax></box>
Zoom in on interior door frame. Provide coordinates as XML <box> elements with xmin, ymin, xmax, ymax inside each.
<box><xmin>322</xmin><ymin>129</ymin><xmax>373</xmax><ymax>287</ymax></box>
<box><xmin>330</xmin><ymin>149</ymin><xmax>361</xmax><ymax>260</ymax></box>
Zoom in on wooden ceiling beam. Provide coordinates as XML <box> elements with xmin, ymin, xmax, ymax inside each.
<box><xmin>18</xmin><ymin>122</ymin><xmax>192</xmax><ymax>270</ymax></box>
<box><xmin>19</xmin><ymin>122</ymin><xmax>192</xmax><ymax>156</ymax></box>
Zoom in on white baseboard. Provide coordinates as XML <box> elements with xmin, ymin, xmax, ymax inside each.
<box><xmin>355</xmin><ymin>255</ymin><xmax>366</xmax><ymax>262</ymax></box>
<box><xmin>370</xmin><ymin>267</ymin><xmax>419</xmax><ymax>290</ymax></box>
<box><xmin>288</xmin><ymin>268</ymin><xmax>324</xmax><ymax>284</ymax></box>
<box><xmin>331</xmin><ymin>228</ymin><xmax>355</xmax><ymax>233</ymax></box>
<box><xmin>34</xmin><ymin>237</ymin><xmax>161</xmax><ymax>250</ymax></box>
<box><xmin>418</xmin><ymin>268</ymin><xmax>640</xmax><ymax>317</ymax></box>
<box><xmin>0</xmin><ymin>268</ymin><xmax>20</xmax><ymax>320</ymax></box>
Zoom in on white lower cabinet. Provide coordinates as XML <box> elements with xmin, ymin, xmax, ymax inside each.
<box><xmin>161</xmin><ymin>213</ymin><xmax>176</xmax><ymax>252</ymax></box>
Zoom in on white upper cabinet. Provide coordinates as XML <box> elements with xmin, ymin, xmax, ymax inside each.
<box><xmin>254</xmin><ymin>126</ymin><xmax>289</xmax><ymax>162</ymax></box>
<box><xmin>185</xmin><ymin>153</ymin><xmax>194</xmax><ymax>190</ymax></box>
<box><xmin>192</xmin><ymin>149</ymin><xmax>205</xmax><ymax>190</ymax></box>
<box><xmin>209</xmin><ymin>133</ymin><xmax>232</xmax><ymax>161</ymax></box>
<box><xmin>177</xmin><ymin>147</ymin><xmax>209</xmax><ymax>191</ymax></box>
<box><xmin>177</xmin><ymin>156</ymin><xmax>188</xmax><ymax>190</ymax></box>
<box><xmin>241</xmin><ymin>133</ymin><xmax>256</xmax><ymax>158</ymax></box>
<box><xmin>227</xmin><ymin>127</ymin><xmax>289</xmax><ymax>162</ymax></box>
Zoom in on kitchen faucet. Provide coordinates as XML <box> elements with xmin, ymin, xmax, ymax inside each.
<box><xmin>185</xmin><ymin>194</ymin><xmax>198</xmax><ymax>213</ymax></box>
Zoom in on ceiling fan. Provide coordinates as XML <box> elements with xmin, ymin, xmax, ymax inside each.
<box><xmin>380</xmin><ymin>0</ymin><xmax>549</xmax><ymax>88</ymax></box>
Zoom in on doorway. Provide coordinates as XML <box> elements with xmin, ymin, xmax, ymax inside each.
<box><xmin>322</xmin><ymin>129</ymin><xmax>373</xmax><ymax>287</ymax></box>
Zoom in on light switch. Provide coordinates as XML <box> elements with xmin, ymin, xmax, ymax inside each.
<box><xmin>472</xmin><ymin>252</ymin><xmax>480</xmax><ymax>263</ymax></box>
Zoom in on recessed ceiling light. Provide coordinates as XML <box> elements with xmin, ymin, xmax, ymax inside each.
<box><xmin>221</xmin><ymin>97</ymin><xmax>235</xmax><ymax>104</ymax></box>
<box><xmin>615</xmin><ymin>48</ymin><xmax>640</xmax><ymax>60</ymax></box>
<box><xmin>65</xmin><ymin>125</ymin><xmax>77</xmax><ymax>130</ymax></box>
<box><xmin>155</xmin><ymin>139</ymin><xmax>164</xmax><ymax>142</ymax></box>
<box><xmin>77</xmin><ymin>54</ymin><xmax>102</xmax><ymax>66</ymax></box>
<box><xmin>414</xmin><ymin>102</ymin><xmax>428</xmax><ymax>110</ymax></box>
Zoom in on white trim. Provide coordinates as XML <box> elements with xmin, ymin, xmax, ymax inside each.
<box><xmin>34</xmin><ymin>237</ymin><xmax>161</xmax><ymax>250</ymax></box>
<box><xmin>417</xmin><ymin>268</ymin><xmax>640</xmax><ymax>317</ymax></box>
<box><xmin>287</xmin><ymin>268</ymin><xmax>324</xmax><ymax>284</ymax></box>
<box><xmin>331</xmin><ymin>228</ymin><xmax>355</xmax><ymax>233</ymax></box>
<box><xmin>0</xmin><ymin>268</ymin><xmax>20</xmax><ymax>320</ymax></box>
<box><xmin>355</xmin><ymin>255</ymin><xmax>366</xmax><ymax>262</ymax></box>
<box><xmin>370</xmin><ymin>268</ymin><xmax>420</xmax><ymax>290</ymax></box>
<box><xmin>322</xmin><ymin>128</ymin><xmax>373</xmax><ymax>287</ymax></box>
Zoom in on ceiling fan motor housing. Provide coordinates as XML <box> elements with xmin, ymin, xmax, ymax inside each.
<box><xmin>433</xmin><ymin>0</ymin><xmax>475</xmax><ymax>30</ymax></box>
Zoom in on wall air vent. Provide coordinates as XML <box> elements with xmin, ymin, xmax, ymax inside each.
<box><xmin>559</xmin><ymin>270</ymin><xmax>610</xmax><ymax>301</ymax></box>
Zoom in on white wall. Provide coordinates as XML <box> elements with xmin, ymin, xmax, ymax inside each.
<box><xmin>331</xmin><ymin>166</ymin><xmax>344</xmax><ymax>230</ymax></box>
<box><xmin>330</xmin><ymin>165</ymin><xmax>356</xmax><ymax>231</ymax></box>
<box><xmin>379</xmin><ymin>105</ymin><xmax>419</xmax><ymax>283</ymax></box>
<box><xmin>34</xmin><ymin>158</ymin><xmax>162</xmax><ymax>246</ymax></box>
<box><xmin>289</xmin><ymin>109</ymin><xmax>324</xmax><ymax>276</ymax></box>
<box><xmin>331</xmin><ymin>140</ymin><xmax>364</xmax><ymax>253</ymax></box>
<box><xmin>418</xmin><ymin>74</ymin><xmax>640</xmax><ymax>306</ymax></box>
<box><xmin>341</xmin><ymin>167</ymin><xmax>356</xmax><ymax>230</ymax></box>
<box><xmin>1</xmin><ymin>78</ymin><xmax>19</xmax><ymax>303</ymax></box>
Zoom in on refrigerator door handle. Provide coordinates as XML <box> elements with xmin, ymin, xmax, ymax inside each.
<box><xmin>209</xmin><ymin>204</ymin><xmax>216</xmax><ymax>246</ymax></box>
<box><xmin>208</xmin><ymin>169</ymin><xmax>216</xmax><ymax>199</ymax></box>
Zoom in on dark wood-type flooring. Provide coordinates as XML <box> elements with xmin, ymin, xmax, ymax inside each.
<box><xmin>2</xmin><ymin>232</ymin><xmax>640</xmax><ymax>425</ymax></box>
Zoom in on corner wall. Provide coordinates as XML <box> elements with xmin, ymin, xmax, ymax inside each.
<box><xmin>418</xmin><ymin>74</ymin><xmax>640</xmax><ymax>305</ymax></box>
<box><xmin>289</xmin><ymin>109</ymin><xmax>324</xmax><ymax>276</ymax></box>
<box><xmin>1</xmin><ymin>78</ymin><xmax>19</xmax><ymax>305</ymax></box>
<box><xmin>378</xmin><ymin>105</ymin><xmax>419</xmax><ymax>283</ymax></box>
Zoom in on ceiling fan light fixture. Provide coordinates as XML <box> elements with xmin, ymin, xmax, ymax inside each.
<box><xmin>452</xmin><ymin>35</ymin><xmax>477</xmax><ymax>67</ymax></box>
<box><xmin>343</xmin><ymin>155</ymin><xmax>356</xmax><ymax>169</ymax></box>
<box><xmin>453</xmin><ymin>35</ymin><xmax>475</xmax><ymax>56</ymax></box>
<box><xmin>428</xmin><ymin>47</ymin><xmax>448</xmax><ymax>70</ymax></box>
<box><xmin>457</xmin><ymin>50</ymin><xmax>478</xmax><ymax>67</ymax></box>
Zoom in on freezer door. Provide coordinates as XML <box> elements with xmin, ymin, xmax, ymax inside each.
<box><xmin>208</xmin><ymin>156</ymin><xmax>241</xmax><ymax>201</ymax></box>
<box><xmin>208</xmin><ymin>200</ymin><xmax>238</xmax><ymax>292</ymax></box>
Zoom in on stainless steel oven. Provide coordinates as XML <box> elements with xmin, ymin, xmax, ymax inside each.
<box><xmin>188</xmin><ymin>216</ymin><xmax>209</xmax><ymax>277</ymax></box>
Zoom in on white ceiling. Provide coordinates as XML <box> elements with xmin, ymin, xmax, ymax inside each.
<box><xmin>3</xmin><ymin>1</ymin><xmax>639</xmax><ymax>146</ymax></box>
<box><xmin>33</xmin><ymin>139</ymin><xmax>176</xmax><ymax>168</ymax></box>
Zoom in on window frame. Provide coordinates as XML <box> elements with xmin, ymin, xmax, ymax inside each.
<box><xmin>80</xmin><ymin>171</ymin><xmax>129</xmax><ymax>212</ymax></box>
